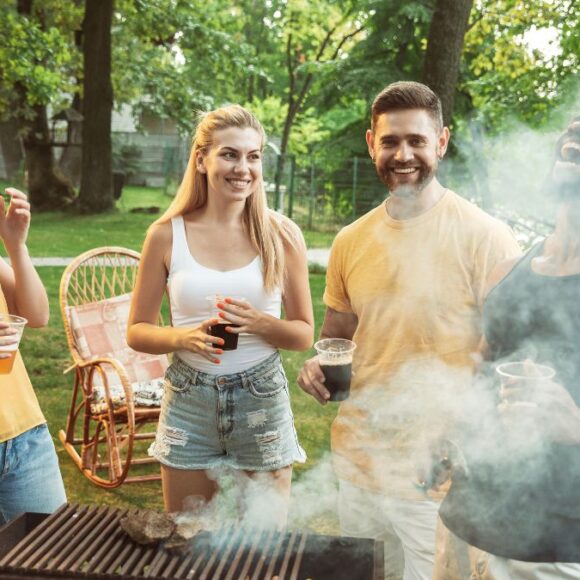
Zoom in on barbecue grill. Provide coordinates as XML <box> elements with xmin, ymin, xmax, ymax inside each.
<box><xmin>0</xmin><ymin>504</ymin><xmax>384</xmax><ymax>579</ymax></box>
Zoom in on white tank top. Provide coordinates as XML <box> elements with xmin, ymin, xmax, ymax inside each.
<box><xmin>167</xmin><ymin>216</ymin><xmax>282</xmax><ymax>374</ymax></box>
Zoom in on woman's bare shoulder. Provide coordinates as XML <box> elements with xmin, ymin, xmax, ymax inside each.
<box><xmin>141</xmin><ymin>221</ymin><xmax>173</xmax><ymax>263</ymax></box>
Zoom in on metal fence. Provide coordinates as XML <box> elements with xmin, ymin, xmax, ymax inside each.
<box><xmin>261</xmin><ymin>152</ymin><xmax>386</xmax><ymax>232</ymax></box>
<box><xmin>113</xmin><ymin>132</ymin><xmax>554</xmax><ymax>243</ymax></box>
<box><xmin>113</xmin><ymin>132</ymin><xmax>189</xmax><ymax>190</ymax></box>
<box><xmin>116</xmin><ymin>133</ymin><xmax>385</xmax><ymax>232</ymax></box>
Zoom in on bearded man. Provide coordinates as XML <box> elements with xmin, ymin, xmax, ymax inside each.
<box><xmin>297</xmin><ymin>81</ymin><xmax>521</xmax><ymax>580</ymax></box>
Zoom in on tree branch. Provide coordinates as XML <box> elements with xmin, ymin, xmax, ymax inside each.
<box><xmin>295</xmin><ymin>24</ymin><xmax>366</xmax><ymax>113</ymax></box>
<box><xmin>286</xmin><ymin>29</ymin><xmax>295</xmax><ymax>106</ymax></box>
<box><xmin>465</xmin><ymin>9</ymin><xmax>485</xmax><ymax>32</ymax></box>
<box><xmin>315</xmin><ymin>26</ymin><xmax>338</xmax><ymax>61</ymax></box>
<box><xmin>329</xmin><ymin>25</ymin><xmax>366</xmax><ymax>61</ymax></box>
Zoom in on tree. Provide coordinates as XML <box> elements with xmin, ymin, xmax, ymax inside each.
<box><xmin>0</xmin><ymin>1</ymin><xmax>78</xmax><ymax>209</ymax></box>
<box><xmin>78</xmin><ymin>0</ymin><xmax>113</xmax><ymax>213</ymax></box>
<box><xmin>264</xmin><ymin>0</ymin><xmax>369</xmax><ymax>208</ymax></box>
<box><xmin>58</xmin><ymin>8</ymin><xmax>83</xmax><ymax>188</ymax></box>
<box><xmin>460</xmin><ymin>0</ymin><xmax>579</xmax><ymax>130</ymax></box>
<box><xmin>112</xmin><ymin>0</ymin><xmax>259</xmax><ymax>135</ymax></box>
<box><xmin>422</xmin><ymin>0</ymin><xmax>473</xmax><ymax>126</ymax></box>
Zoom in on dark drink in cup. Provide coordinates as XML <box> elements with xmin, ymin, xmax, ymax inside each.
<box><xmin>209</xmin><ymin>323</ymin><xmax>240</xmax><ymax>351</ymax></box>
<box><xmin>314</xmin><ymin>338</ymin><xmax>356</xmax><ymax>402</ymax></box>
<box><xmin>320</xmin><ymin>361</ymin><xmax>352</xmax><ymax>401</ymax></box>
<box><xmin>206</xmin><ymin>295</ymin><xmax>244</xmax><ymax>352</ymax></box>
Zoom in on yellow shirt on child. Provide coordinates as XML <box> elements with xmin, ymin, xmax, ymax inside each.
<box><xmin>0</xmin><ymin>286</ymin><xmax>45</xmax><ymax>443</ymax></box>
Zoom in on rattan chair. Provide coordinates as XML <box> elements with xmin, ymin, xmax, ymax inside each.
<box><xmin>59</xmin><ymin>247</ymin><xmax>168</xmax><ymax>488</ymax></box>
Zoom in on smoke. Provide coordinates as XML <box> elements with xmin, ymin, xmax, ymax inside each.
<box><xmin>442</xmin><ymin>86</ymin><xmax>580</xmax><ymax>246</ymax></box>
<box><xmin>445</xmin><ymin>121</ymin><xmax>557</xmax><ymax>226</ymax></box>
<box><xmin>287</xmin><ymin>455</ymin><xmax>339</xmax><ymax>531</ymax></box>
<box><xmin>174</xmin><ymin>460</ymin><xmax>339</xmax><ymax>533</ymax></box>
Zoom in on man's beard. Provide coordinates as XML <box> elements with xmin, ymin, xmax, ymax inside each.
<box><xmin>376</xmin><ymin>160</ymin><xmax>437</xmax><ymax>197</ymax></box>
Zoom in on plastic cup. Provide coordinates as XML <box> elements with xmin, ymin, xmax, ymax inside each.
<box><xmin>206</xmin><ymin>295</ymin><xmax>241</xmax><ymax>351</ymax></box>
<box><xmin>0</xmin><ymin>314</ymin><xmax>27</xmax><ymax>374</ymax></box>
<box><xmin>496</xmin><ymin>360</ymin><xmax>555</xmax><ymax>405</ymax></box>
<box><xmin>314</xmin><ymin>338</ymin><xmax>356</xmax><ymax>402</ymax></box>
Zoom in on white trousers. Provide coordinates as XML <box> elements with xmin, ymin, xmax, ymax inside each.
<box><xmin>338</xmin><ymin>479</ymin><xmax>439</xmax><ymax>580</ymax></box>
<box><xmin>488</xmin><ymin>556</ymin><xmax>580</xmax><ymax>579</ymax></box>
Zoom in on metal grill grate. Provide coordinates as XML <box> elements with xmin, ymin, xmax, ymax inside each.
<box><xmin>0</xmin><ymin>504</ymin><xmax>383</xmax><ymax>580</ymax></box>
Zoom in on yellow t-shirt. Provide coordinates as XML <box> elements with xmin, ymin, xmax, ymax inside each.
<box><xmin>0</xmin><ymin>286</ymin><xmax>45</xmax><ymax>443</ymax></box>
<box><xmin>324</xmin><ymin>190</ymin><xmax>521</xmax><ymax>498</ymax></box>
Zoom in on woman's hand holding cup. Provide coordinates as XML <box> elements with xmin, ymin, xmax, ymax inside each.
<box><xmin>216</xmin><ymin>297</ymin><xmax>264</xmax><ymax>336</ymax></box>
<box><xmin>176</xmin><ymin>318</ymin><xmax>225</xmax><ymax>364</ymax></box>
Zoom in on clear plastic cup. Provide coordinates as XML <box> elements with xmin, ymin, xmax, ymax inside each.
<box><xmin>0</xmin><ymin>314</ymin><xmax>27</xmax><ymax>374</ymax></box>
<box><xmin>496</xmin><ymin>360</ymin><xmax>555</xmax><ymax>405</ymax></box>
<box><xmin>314</xmin><ymin>338</ymin><xmax>356</xmax><ymax>402</ymax></box>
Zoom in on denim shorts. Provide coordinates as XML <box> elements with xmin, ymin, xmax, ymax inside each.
<box><xmin>149</xmin><ymin>352</ymin><xmax>306</xmax><ymax>471</ymax></box>
<box><xmin>0</xmin><ymin>424</ymin><xmax>67</xmax><ymax>525</ymax></box>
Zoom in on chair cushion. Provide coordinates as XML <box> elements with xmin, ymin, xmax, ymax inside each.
<box><xmin>89</xmin><ymin>379</ymin><xmax>165</xmax><ymax>414</ymax></box>
<box><xmin>66</xmin><ymin>293</ymin><xmax>169</xmax><ymax>412</ymax></box>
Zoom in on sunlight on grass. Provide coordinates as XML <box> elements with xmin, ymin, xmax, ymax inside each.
<box><xmin>0</xmin><ymin>183</ymin><xmax>336</xmax><ymax>255</ymax></box>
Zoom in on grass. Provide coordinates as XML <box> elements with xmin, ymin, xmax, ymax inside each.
<box><xmin>0</xmin><ymin>183</ymin><xmax>338</xmax><ymax>254</ymax></box>
<box><xmin>20</xmin><ymin>267</ymin><xmax>339</xmax><ymax>526</ymax></box>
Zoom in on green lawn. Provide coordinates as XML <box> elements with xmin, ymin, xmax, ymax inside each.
<box><xmin>0</xmin><ymin>184</ymin><xmax>337</xmax><ymax>254</ymax></box>
<box><xmin>21</xmin><ymin>267</ymin><xmax>339</xmax><ymax>529</ymax></box>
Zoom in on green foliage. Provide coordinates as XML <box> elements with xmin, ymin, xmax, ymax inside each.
<box><xmin>0</xmin><ymin>1</ymin><xmax>81</xmax><ymax>118</ymax></box>
<box><xmin>460</xmin><ymin>0</ymin><xmax>580</xmax><ymax>130</ymax></box>
<box><xmin>113</xmin><ymin>0</ymin><xmax>265</xmax><ymax>134</ymax></box>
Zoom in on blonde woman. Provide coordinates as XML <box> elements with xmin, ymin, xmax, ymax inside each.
<box><xmin>128</xmin><ymin>105</ymin><xmax>313</xmax><ymax>520</ymax></box>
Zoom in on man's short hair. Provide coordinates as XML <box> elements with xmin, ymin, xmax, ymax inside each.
<box><xmin>371</xmin><ymin>81</ymin><xmax>444</xmax><ymax>132</ymax></box>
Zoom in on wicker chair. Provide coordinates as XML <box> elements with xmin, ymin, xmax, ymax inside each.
<box><xmin>59</xmin><ymin>247</ymin><xmax>168</xmax><ymax>488</ymax></box>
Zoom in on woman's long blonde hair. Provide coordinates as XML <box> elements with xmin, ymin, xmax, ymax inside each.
<box><xmin>156</xmin><ymin>104</ymin><xmax>295</xmax><ymax>292</ymax></box>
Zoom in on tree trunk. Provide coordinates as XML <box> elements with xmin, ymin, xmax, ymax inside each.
<box><xmin>59</xmin><ymin>22</ymin><xmax>84</xmax><ymax>188</ymax></box>
<box><xmin>18</xmin><ymin>102</ymin><xmax>75</xmax><ymax>210</ymax></box>
<box><xmin>422</xmin><ymin>0</ymin><xmax>473</xmax><ymax>127</ymax></box>
<box><xmin>59</xmin><ymin>95</ymin><xmax>83</xmax><ymax>187</ymax></box>
<box><xmin>0</xmin><ymin>119</ymin><xmax>24</xmax><ymax>181</ymax></box>
<box><xmin>78</xmin><ymin>0</ymin><xmax>114</xmax><ymax>213</ymax></box>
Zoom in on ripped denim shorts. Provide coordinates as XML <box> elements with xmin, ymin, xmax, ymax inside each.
<box><xmin>149</xmin><ymin>352</ymin><xmax>307</xmax><ymax>471</ymax></box>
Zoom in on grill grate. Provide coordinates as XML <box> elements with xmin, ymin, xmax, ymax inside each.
<box><xmin>0</xmin><ymin>504</ymin><xmax>382</xmax><ymax>579</ymax></box>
